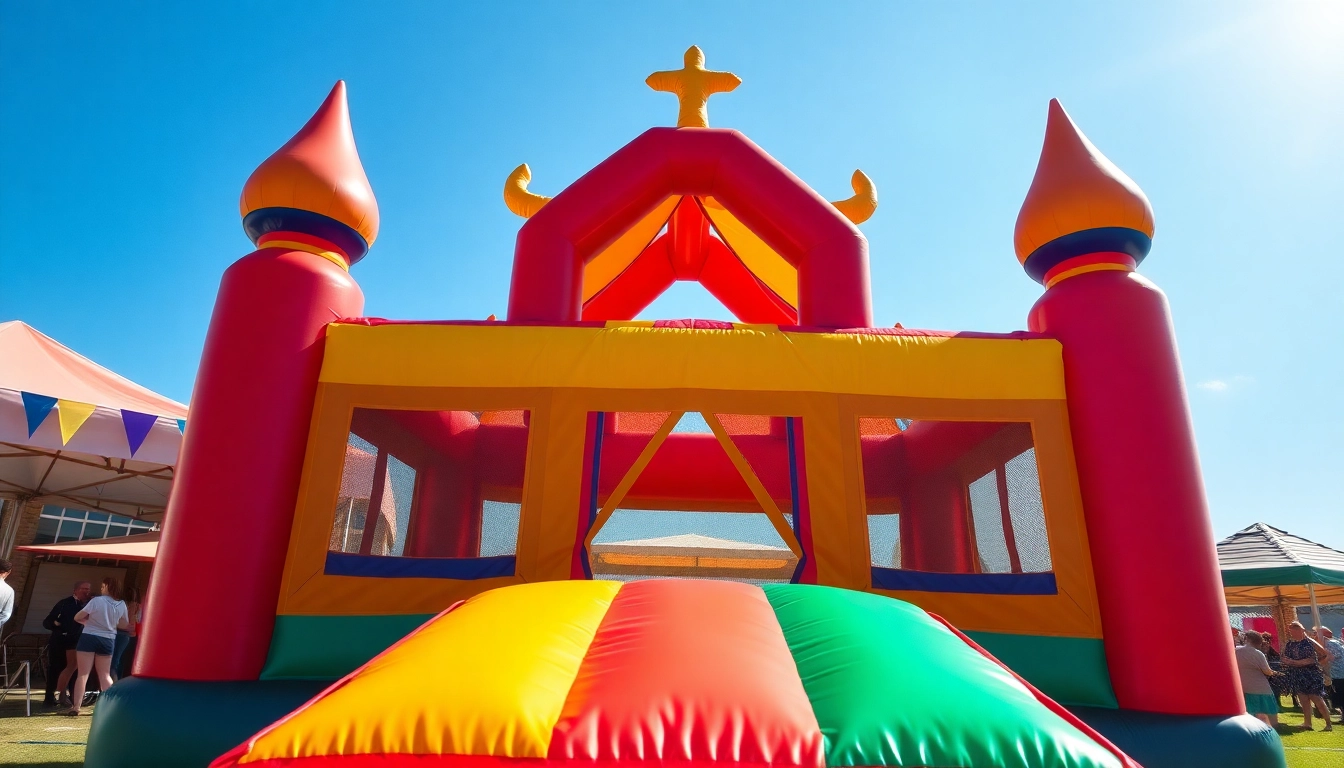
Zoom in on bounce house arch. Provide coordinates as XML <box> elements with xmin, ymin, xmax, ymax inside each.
<box><xmin>507</xmin><ymin>127</ymin><xmax>874</xmax><ymax>328</ymax></box>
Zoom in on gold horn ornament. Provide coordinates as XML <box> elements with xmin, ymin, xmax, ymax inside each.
<box><xmin>831</xmin><ymin>170</ymin><xmax>878</xmax><ymax>224</ymax></box>
<box><xmin>503</xmin><ymin>163</ymin><xmax>552</xmax><ymax>218</ymax></box>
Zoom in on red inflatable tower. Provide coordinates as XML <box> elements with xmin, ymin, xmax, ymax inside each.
<box><xmin>1020</xmin><ymin>100</ymin><xmax>1241</xmax><ymax>716</ymax></box>
<box><xmin>137</xmin><ymin>82</ymin><xmax>375</xmax><ymax>680</ymax></box>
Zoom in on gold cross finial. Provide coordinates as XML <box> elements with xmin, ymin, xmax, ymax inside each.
<box><xmin>646</xmin><ymin>46</ymin><xmax>741</xmax><ymax>128</ymax></box>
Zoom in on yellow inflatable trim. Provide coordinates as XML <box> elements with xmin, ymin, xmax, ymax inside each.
<box><xmin>239</xmin><ymin>581</ymin><xmax>621</xmax><ymax>762</ymax></box>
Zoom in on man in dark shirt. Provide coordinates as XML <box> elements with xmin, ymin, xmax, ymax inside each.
<box><xmin>42</xmin><ymin>581</ymin><xmax>90</xmax><ymax>707</ymax></box>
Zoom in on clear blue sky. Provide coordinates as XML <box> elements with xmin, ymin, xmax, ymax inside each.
<box><xmin>2</xmin><ymin>3</ymin><xmax>1340</xmax><ymax>548</ymax></box>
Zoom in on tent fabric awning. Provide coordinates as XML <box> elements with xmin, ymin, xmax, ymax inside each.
<box><xmin>0</xmin><ymin>321</ymin><xmax>186</xmax><ymax>523</ymax></box>
<box><xmin>16</xmin><ymin>530</ymin><xmax>159</xmax><ymax>562</ymax></box>
<box><xmin>1224</xmin><ymin>584</ymin><xmax>1344</xmax><ymax>607</ymax></box>
<box><xmin>1218</xmin><ymin>523</ymin><xmax>1344</xmax><ymax>606</ymax></box>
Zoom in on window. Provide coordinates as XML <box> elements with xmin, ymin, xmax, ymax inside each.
<box><xmin>858</xmin><ymin>418</ymin><xmax>1055</xmax><ymax>594</ymax></box>
<box><xmin>967</xmin><ymin>449</ymin><xmax>1052</xmax><ymax>574</ymax></box>
<box><xmin>582</xmin><ymin>411</ymin><xmax>803</xmax><ymax>583</ymax></box>
<box><xmin>324</xmin><ymin>408</ymin><xmax>529</xmax><ymax>579</ymax></box>
<box><xmin>33</xmin><ymin>506</ymin><xmax>157</xmax><ymax>545</ymax></box>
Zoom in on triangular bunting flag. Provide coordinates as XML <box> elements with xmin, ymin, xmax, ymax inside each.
<box><xmin>177</xmin><ymin>419</ymin><xmax>187</xmax><ymax>434</ymax></box>
<box><xmin>56</xmin><ymin>400</ymin><xmax>97</xmax><ymax>445</ymax></box>
<box><xmin>121</xmin><ymin>410</ymin><xmax>159</xmax><ymax>456</ymax></box>
<box><xmin>21</xmin><ymin>392</ymin><xmax>58</xmax><ymax>436</ymax></box>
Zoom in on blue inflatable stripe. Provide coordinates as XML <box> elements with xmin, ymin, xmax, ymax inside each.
<box><xmin>242</xmin><ymin>207</ymin><xmax>370</xmax><ymax>264</ymax></box>
<box><xmin>871</xmin><ymin>566</ymin><xmax>1058</xmax><ymax>595</ymax></box>
<box><xmin>324</xmin><ymin>552</ymin><xmax>516</xmax><ymax>580</ymax></box>
<box><xmin>1022</xmin><ymin>227</ymin><xmax>1151</xmax><ymax>283</ymax></box>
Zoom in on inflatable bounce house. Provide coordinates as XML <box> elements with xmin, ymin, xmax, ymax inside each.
<box><xmin>88</xmin><ymin>49</ymin><xmax>1285</xmax><ymax>768</ymax></box>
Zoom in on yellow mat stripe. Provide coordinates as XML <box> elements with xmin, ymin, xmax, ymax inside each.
<box><xmin>240</xmin><ymin>581</ymin><xmax>621</xmax><ymax>762</ymax></box>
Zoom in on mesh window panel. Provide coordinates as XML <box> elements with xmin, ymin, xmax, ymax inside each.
<box><xmin>329</xmin><ymin>408</ymin><xmax>530</xmax><ymax>562</ymax></box>
<box><xmin>481</xmin><ymin>501</ymin><xmax>520</xmax><ymax>557</ymax></box>
<box><xmin>1004</xmin><ymin>448</ymin><xmax>1052</xmax><ymax>572</ymax></box>
<box><xmin>868</xmin><ymin>514</ymin><xmax>901</xmax><ymax>568</ymax></box>
<box><xmin>613</xmin><ymin>411</ymin><xmax>673</xmax><ymax>433</ymax></box>
<box><xmin>968</xmin><ymin>471</ymin><xmax>1012</xmax><ymax>573</ymax></box>
<box><xmin>590</xmin><ymin>509</ymin><xmax>796</xmax><ymax>583</ymax></box>
<box><xmin>588</xmin><ymin>411</ymin><xmax>798</xmax><ymax>583</ymax></box>
<box><xmin>367</xmin><ymin>454</ymin><xmax>416</xmax><ymax>557</ymax></box>
<box><xmin>330</xmin><ymin>433</ymin><xmax>376</xmax><ymax>554</ymax></box>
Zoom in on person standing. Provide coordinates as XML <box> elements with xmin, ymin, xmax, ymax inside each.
<box><xmin>43</xmin><ymin>581</ymin><xmax>91</xmax><ymax>707</ymax></box>
<box><xmin>1320</xmin><ymin>626</ymin><xmax>1344</xmax><ymax>725</ymax></box>
<box><xmin>1235</xmin><ymin>631</ymin><xmax>1280</xmax><ymax>726</ymax></box>
<box><xmin>0</xmin><ymin>559</ymin><xmax>14</xmax><ymax>630</ymax></box>
<box><xmin>65</xmin><ymin>577</ymin><xmax>127</xmax><ymax>716</ymax></box>
<box><xmin>1283</xmin><ymin>621</ymin><xmax>1333</xmax><ymax>731</ymax></box>
<box><xmin>110</xmin><ymin>586</ymin><xmax>141</xmax><ymax>679</ymax></box>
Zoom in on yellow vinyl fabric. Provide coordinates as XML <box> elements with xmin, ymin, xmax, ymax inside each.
<box><xmin>701</xmin><ymin>198</ymin><xmax>798</xmax><ymax>308</ymax></box>
<box><xmin>239</xmin><ymin>581</ymin><xmax>620</xmax><ymax>763</ymax></box>
<box><xmin>318</xmin><ymin>323</ymin><xmax>1064</xmax><ymax>401</ymax></box>
<box><xmin>582</xmin><ymin>197</ymin><xmax>681</xmax><ymax>303</ymax></box>
<box><xmin>276</xmin><ymin>322</ymin><xmax>1100</xmax><ymax>640</ymax></box>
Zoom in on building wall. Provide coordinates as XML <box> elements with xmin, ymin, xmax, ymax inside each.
<box><xmin>4</xmin><ymin>498</ymin><xmax>45</xmax><ymax>633</ymax></box>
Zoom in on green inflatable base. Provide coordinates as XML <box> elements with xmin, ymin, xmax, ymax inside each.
<box><xmin>966</xmin><ymin>630</ymin><xmax>1117</xmax><ymax>709</ymax></box>
<box><xmin>85</xmin><ymin>676</ymin><xmax>327</xmax><ymax>768</ymax></box>
<box><xmin>1071</xmin><ymin>706</ymin><xmax>1287</xmax><ymax>768</ymax></box>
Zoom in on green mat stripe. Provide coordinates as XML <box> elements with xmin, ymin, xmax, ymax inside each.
<box><xmin>261</xmin><ymin>613</ymin><xmax>433</xmax><ymax>680</ymax></box>
<box><xmin>762</xmin><ymin>583</ymin><xmax>1121</xmax><ymax>768</ymax></box>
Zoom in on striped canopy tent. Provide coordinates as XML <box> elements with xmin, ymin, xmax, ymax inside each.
<box><xmin>0</xmin><ymin>321</ymin><xmax>187</xmax><ymax>551</ymax></box>
<box><xmin>1219</xmin><ymin>523</ymin><xmax>1344</xmax><ymax>635</ymax></box>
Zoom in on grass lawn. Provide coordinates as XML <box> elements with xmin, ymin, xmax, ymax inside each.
<box><xmin>0</xmin><ymin>686</ymin><xmax>1339</xmax><ymax>768</ymax></box>
<box><xmin>1276</xmin><ymin>700</ymin><xmax>1343</xmax><ymax>768</ymax></box>
<box><xmin>0</xmin><ymin>691</ymin><xmax>88</xmax><ymax>767</ymax></box>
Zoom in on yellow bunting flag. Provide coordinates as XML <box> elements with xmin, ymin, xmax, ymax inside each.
<box><xmin>56</xmin><ymin>400</ymin><xmax>97</xmax><ymax>445</ymax></box>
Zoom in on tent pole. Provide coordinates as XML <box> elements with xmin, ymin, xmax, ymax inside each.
<box><xmin>1307</xmin><ymin>583</ymin><xmax>1322</xmax><ymax>640</ymax></box>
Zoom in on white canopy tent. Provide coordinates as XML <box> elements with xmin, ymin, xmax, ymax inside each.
<box><xmin>0</xmin><ymin>321</ymin><xmax>187</xmax><ymax>553</ymax></box>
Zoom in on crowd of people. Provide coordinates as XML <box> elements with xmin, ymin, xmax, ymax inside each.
<box><xmin>40</xmin><ymin>577</ymin><xmax>142</xmax><ymax>716</ymax></box>
<box><xmin>1233</xmin><ymin>620</ymin><xmax>1344</xmax><ymax>731</ymax></box>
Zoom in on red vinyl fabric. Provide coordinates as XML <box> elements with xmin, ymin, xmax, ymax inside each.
<box><xmin>1028</xmin><ymin>269</ymin><xmax>1241</xmax><ymax>716</ymax></box>
<box><xmin>507</xmin><ymin>128</ymin><xmax>871</xmax><ymax>329</ymax></box>
<box><xmin>547</xmin><ymin>580</ymin><xmax>825</xmax><ymax>765</ymax></box>
<box><xmin>138</xmin><ymin>248</ymin><xmax>364</xmax><ymax>681</ymax></box>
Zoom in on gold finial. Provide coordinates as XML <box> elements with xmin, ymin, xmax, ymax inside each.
<box><xmin>503</xmin><ymin>163</ymin><xmax>551</xmax><ymax>218</ymax></box>
<box><xmin>646</xmin><ymin>46</ymin><xmax>741</xmax><ymax>128</ymax></box>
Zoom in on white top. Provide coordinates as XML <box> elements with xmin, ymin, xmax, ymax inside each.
<box><xmin>0</xmin><ymin>579</ymin><xmax>13</xmax><ymax>628</ymax></box>
<box><xmin>1235</xmin><ymin>645</ymin><xmax>1275</xmax><ymax>696</ymax></box>
<box><xmin>80</xmin><ymin>595</ymin><xmax>128</xmax><ymax>640</ymax></box>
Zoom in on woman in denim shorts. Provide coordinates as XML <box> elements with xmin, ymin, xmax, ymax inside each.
<box><xmin>66</xmin><ymin>576</ymin><xmax>128</xmax><ymax>716</ymax></box>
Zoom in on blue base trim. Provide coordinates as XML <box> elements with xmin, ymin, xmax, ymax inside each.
<box><xmin>324</xmin><ymin>551</ymin><xmax>516</xmax><ymax>579</ymax></box>
<box><xmin>1022</xmin><ymin>226</ymin><xmax>1151</xmax><ymax>282</ymax></box>
<box><xmin>1070</xmin><ymin>706</ymin><xmax>1285</xmax><ymax>768</ymax></box>
<box><xmin>871</xmin><ymin>566</ymin><xmax>1058</xmax><ymax>595</ymax></box>
<box><xmin>243</xmin><ymin>207</ymin><xmax>370</xmax><ymax>264</ymax></box>
<box><xmin>785</xmin><ymin>416</ymin><xmax>805</xmax><ymax>584</ymax></box>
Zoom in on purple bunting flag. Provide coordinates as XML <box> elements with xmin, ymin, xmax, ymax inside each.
<box><xmin>121</xmin><ymin>410</ymin><xmax>159</xmax><ymax>456</ymax></box>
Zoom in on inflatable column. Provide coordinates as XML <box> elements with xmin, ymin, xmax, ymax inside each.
<box><xmin>138</xmin><ymin>82</ymin><xmax>376</xmax><ymax>680</ymax></box>
<box><xmin>1018</xmin><ymin>100</ymin><xmax>1240</xmax><ymax>716</ymax></box>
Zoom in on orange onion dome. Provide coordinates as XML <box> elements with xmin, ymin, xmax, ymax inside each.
<box><xmin>1014</xmin><ymin>99</ymin><xmax>1154</xmax><ymax>287</ymax></box>
<box><xmin>240</xmin><ymin>81</ymin><xmax>379</xmax><ymax>266</ymax></box>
